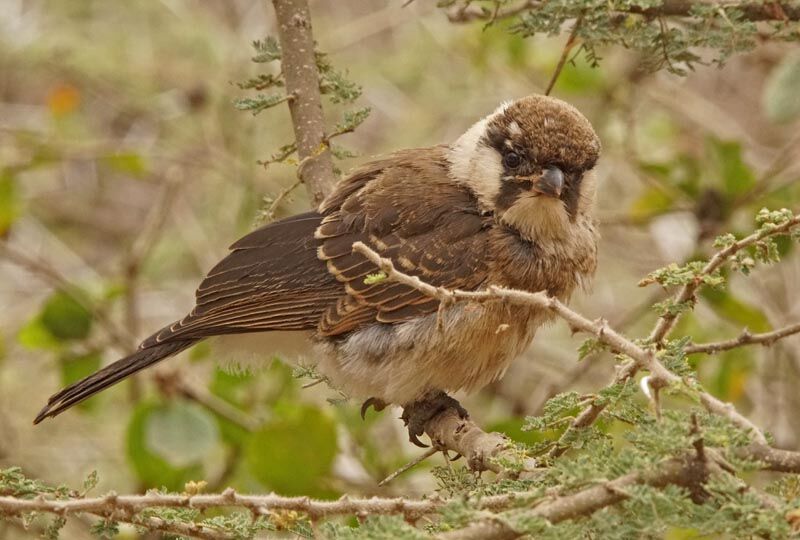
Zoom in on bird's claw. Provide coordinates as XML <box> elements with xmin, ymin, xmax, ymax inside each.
<box><xmin>360</xmin><ymin>397</ymin><xmax>387</xmax><ymax>420</ymax></box>
<box><xmin>401</xmin><ymin>391</ymin><xmax>469</xmax><ymax>448</ymax></box>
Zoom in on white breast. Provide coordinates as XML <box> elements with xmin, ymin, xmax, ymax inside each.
<box><xmin>316</xmin><ymin>302</ymin><xmax>549</xmax><ymax>405</ymax></box>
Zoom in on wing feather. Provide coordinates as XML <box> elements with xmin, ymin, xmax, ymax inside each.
<box><xmin>140</xmin><ymin>212</ymin><xmax>340</xmax><ymax>347</ymax></box>
<box><xmin>316</xmin><ymin>147</ymin><xmax>492</xmax><ymax>336</ymax></box>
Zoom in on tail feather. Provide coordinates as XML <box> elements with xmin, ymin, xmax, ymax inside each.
<box><xmin>34</xmin><ymin>340</ymin><xmax>195</xmax><ymax>424</ymax></box>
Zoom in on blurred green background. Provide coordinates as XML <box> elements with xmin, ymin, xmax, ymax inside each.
<box><xmin>1</xmin><ymin>2</ymin><xmax>799</xmax><ymax>537</ymax></box>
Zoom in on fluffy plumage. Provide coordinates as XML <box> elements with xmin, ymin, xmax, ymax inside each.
<box><xmin>34</xmin><ymin>94</ymin><xmax>600</xmax><ymax>424</ymax></box>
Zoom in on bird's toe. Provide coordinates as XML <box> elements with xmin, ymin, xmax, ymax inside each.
<box><xmin>400</xmin><ymin>391</ymin><xmax>469</xmax><ymax>448</ymax></box>
<box><xmin>360</xmin><ymin>397</ymin><xmax>387</xmax><ymax>420</ymax></box>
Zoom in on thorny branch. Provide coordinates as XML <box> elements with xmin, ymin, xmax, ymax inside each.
<box><xmin>0</xmin><ymin>487</ymin><xmax>529</xmax><ymax>539</ymax></box>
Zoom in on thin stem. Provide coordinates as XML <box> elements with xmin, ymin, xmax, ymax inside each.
<box><xmin>685</xmin><ymin>322</ymin><xmax>800</xmax><ymax>354</ymax></box>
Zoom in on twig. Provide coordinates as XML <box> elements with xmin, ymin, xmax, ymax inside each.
<box><xmin>445</xmin><ymin>1</ymin><xmax>540</xmax><ymax>22</ymax></box>
<box><xmin>261</xmin><ymin>177</ymin><xmax>303</xmax><ymax>223</ymax></box>
<box><xmin>544</xmin><ymin>14</ymin><xmax>583</xmax><ymax>96</ymax></box>
<box><xmin>271</xmin><ymin>0</ymin><xmax>336</xmax><ymax>205</ymax></box>
<box><xmin>648</xmin><ymin>214</ymin><xmax>800</xmax><ymax>346</ymax></box>
<box><xmin>154</xmin><ymin>371</ymin><xmax>262</xmax><ymax>433</ymax></box>
<box><xmin>378</xmin><ymin>447</ymin><xmax>438</xmax><ymax>487</ymax></box>
<box><xmin>685</xmin><ymin>322</ymin><xmax>800</xmax><ymax>354</ymax></box>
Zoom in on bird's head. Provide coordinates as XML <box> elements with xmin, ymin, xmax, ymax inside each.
<box><xmin>448</xmin><ymin>95</ymin><xmax>600</xmax><ymax>241</ymax></box>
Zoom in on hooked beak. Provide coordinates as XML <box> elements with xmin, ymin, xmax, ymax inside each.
<box><xmin>532</xmin><ymin>166</ymin><xmax>564</xmax><ymax>198</ymax></box>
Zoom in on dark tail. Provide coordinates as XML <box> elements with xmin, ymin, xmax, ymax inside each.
<box><xmin>34</xmin><ymin>340</ymin><xmax>196</xmax><ymax>424</ymax></box>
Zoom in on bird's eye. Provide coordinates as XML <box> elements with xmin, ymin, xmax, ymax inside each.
<box><xmin>503</xmin><ymin>152</ymin><xmax>522</xmax><ymax>169</ymax></box>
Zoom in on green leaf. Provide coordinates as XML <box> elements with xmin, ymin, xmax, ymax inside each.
<box><xmin>245</xmin><ymin>403</ymin><xmax>337</xmax><ymax>496</ymax></box>
<box><xmin>700</xmin><ymin>288</ymin><xmax>771</xmax><ymax>333</ymax></box>
<box><xmin>126</xmin><ymin>401</ymin><xmax>206</xmax><ymax>490</ymax></box>
<box><xmin>708</xmin><ymin>348</ymin><xmax>752</xmax><ymax>402</ymax></box>
<box><xmin>251</xmin><ymin>37</ymin><xmax>281</xmax><ymax>63</ymax></box>
<box><xmin>629</xmin><ymin>187</ymin><xmax>674</xmax><ymax>220</ymax></box>
<box><xmin>40</xmin><ymin>290</ymin><xmax>92</xmax><ymax>341</ymax></box>
<box><xmin>363</xmin><ymin>272</ymin><xmax>387</xmax><ymax>285</ymax></box>
<box><xmin>763</xmin><ymin>50</ymin><xmax>800</xmax><ymax>123</ymax></box>
<box><xmin>145</xmin><ymin>401</ymin><xmax>219</xmax><ymax>467</ymax></box>
<box><xmin>60</xmin><ymin>351</ymin><xmax>102</xmax><ymax>386</ymax></box>
<box><xmin>577</xmin><ymin>338</ymin><xmax>605</xmax><ymax>360</ymax></box>
<box><xmin>102</xmin><ymin>152</ymin><xmax>147</xmax><ymax>177</ymax></box>
<box><xmin>17</xmin><ymin>317</ymin><xmax>60</xmax><ymax>350</ymax></box>
<box><xmin>0</xmin><ymin>170</ymin><xmax>20</xmax><ymax>236</ymax></box>
<box><xmin>707</xmin><ymin>138</ymin><xmax>755</xmax><ymax>197</ymax></box>
<box><xmin>233</xmin><ymin>94</ymin><xmax>289</xmax><ymax>115</ymax></box>
<box><xmin>553</xmin><ymin>52</ymin><xmax>606</xmax><ymax>95</ymax></box>
<box><xmin>209</xmin><ymin>368</ymin><xmax>255</xmax><ymax>445</ymax></box>
<box><xmin>487</xmin><ymin>417</ymin><xmax>545</xmax><ymax>445</ymax></box>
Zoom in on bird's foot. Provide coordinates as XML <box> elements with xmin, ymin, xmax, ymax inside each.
<box><xmin>401</xmin><ymin>391</ymin><xmax>469</xmax><ymax>448</ymax></box>
<box><xmin>360</xmin><ymin>397</ymin><xmax>388</xmax><ymax>420</ymax></box>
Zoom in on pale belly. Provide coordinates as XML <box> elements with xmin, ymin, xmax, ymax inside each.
<box><xmin>316</xmin><ymin>302</ymin><xmax>550</xmax><ymax>405</ymax></box>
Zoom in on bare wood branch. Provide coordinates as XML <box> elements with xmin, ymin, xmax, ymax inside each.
<box><xmin>0</xmin><ymin>488</ymin><xmax>526</xmax><ymax>525</ymax></box>
<box><xmin>685</xmin><ymin>322</ymin><xmax>800</xmax><ymax>354</ymax></box>
<box><xmin>1</xmin><ymin>445</ymin><xmax>795</xmax><ymax>539</ymax></box>
<box><xmin>271</xmin><ymin>0</ymin><xmax>336</xmax><ymax>206</ymax></box>
<box><xmin>741</xmin><ymin>443</ymin><xmax>800</xmax><ymax>473</ymax></box>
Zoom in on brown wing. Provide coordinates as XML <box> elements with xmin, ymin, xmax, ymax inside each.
<box><xmin>140</xmin><ymin>212</ymin><xmax>340</xmax><ymax>347</ymax></box>
<box><xmin>316</xmin><ymin>147</ymin><xmax>492</xmax><ymax>336</ymax></box>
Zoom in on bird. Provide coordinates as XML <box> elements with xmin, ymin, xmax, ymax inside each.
<box><xmin>34</xmin><ymin>94</ymin><xmax>601</xmax><ymax>446</ymax></box>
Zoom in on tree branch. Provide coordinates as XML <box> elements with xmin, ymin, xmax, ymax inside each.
<box><xmin>0</xmin><ymin>488</ymin><xmax>530</xmax><ymax>535</ymax></box>
<box><xmin>444</xmin><ymin>1</ymin><xmax>800</xmax><ymax>23</ymax></box>
<box><xmin>271</xmin><ymin>0</ymin><xmax>336</xmax><ymax>206</ymax></box>
<box><xmin>647</xmin><ymin>215</ymin><xmax>800</xmax><ymax>346</ymax></box>
<box><xmin>685</xmin><ymin>322</ymin><xmax>800</xmax><ymax>354</ymax></box>
<box><xmin>439</xmin><ymin>453</ymin><xmax>713</xmax><ymax>540</ymax></box>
